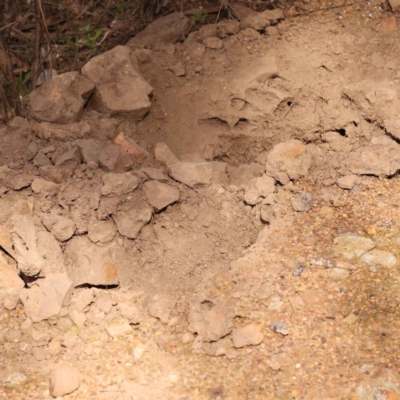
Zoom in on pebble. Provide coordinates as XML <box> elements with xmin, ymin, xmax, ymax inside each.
<box><xmin>292</xmin><ymin>192</ymin><xmax>313</xmax><ymax>212</ymax></box>
<box><xmin>302</xmin><ymin>289</ymin><xmax>328</xmax><ymax>305</ymax></box>
<box><xmin>360</xmin><ymin>249</ymin><xmax>397</xmax><ymax>268</ymax></box>
<box><xmin>269</xmin><ymin>321</ymin><xmax>289</xmax><ymax>336</ymax></box>
<box><xmin>333</xmin><ymin>234</ymin><xmax>375</xmax><ymax>260</ymax></box>
<box><xmin>106</xmin><ymin>319</ymin><xmax>133</xmax><ymax>338</ymax></box>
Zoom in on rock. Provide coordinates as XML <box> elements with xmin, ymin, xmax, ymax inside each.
<box><xmin>82</xmin><ymin>46</ymin><xmax>153</xmax><ymax>121</ymax></box>
<box><xmin>240</xmin><ymin>14</ymin><xmax>270</xmax><ymax>31</ymax></box>
<box><xmin>269</xmin><ymin>321</ymin><xmax>289</xmax><ymax>336</ymax></box>
<box><xmin>26</xmin><ymin>72</ymin><xmax>94</xmax><ymax>124</ymax></box>
<box><xmin>98</xmin><ymin>144</ymin><xmax>123</xmax><ymax>171</ymax></box>
<box><xmin>261</xmin><ymin>8</ymin><xmax>285</xmax><ymax>24</ymax></box>
<box><xmin>65</xmin><ymin>236</ymin><xmax>123</xmax><ymax>286</ymax></box>
<box><xmin>127</xmin><ymin>12</ymin><xmax>194</xmax><ymax>50</ymax></box>
<box><xmin>361</xmin><ymin>249</ymin><xmax>397</xmax><ymax>268</ymax></box>
<box><xmin>76</xmin><ymin>139</ymin><xmax>103</xmax><ymax>165</ymax></box>
<box><xmin>117</xmin><ymin>302</ymin><xmax>143</xmax><ymax>324</ymax></box>
<box><xmin>9</xmin><ymin>215</ymin><xmax>46</xmax><ymax>276</ymax></box>
<box><xmin>32</xmin><ymin>121</ymin><xmax>92</xmax><ymax>140</ymax></box>
<box><xmin>147</xmin><ymin>294</ymin><xmax>175</xmax><ymax>324</ymax></box>
<box><xmin>113</xmin><ymin>132</ymin><xmax>148</xmax><ymax>164</ymax></box>
<box><xmin>231</xmin><ymin>5</ymin><xmax>257</xmax><ymax>21</ymax></box>
<box><xmin>39</xmin><ymin>165</ymin><xmax>73</xmax><ymax>184</ymax></box>
<box><xmin>54</xmin><ymin>147</ymin><xmax>81</xmax><ymax>169</ymax></box>
<box><xmin>266</xmin><ymin>140</ymin><xmax>312</xmax><ymax>185</ymax></box>
<box><xmin>203</xmin><ymin>37</ymin><xmax>224</xmax><ymax>50</ymax></box>
<box><xmin>333</xmin><ymin>234</ymin><xmax>375</xmax><ymax>261</ymax></box>
<box><xmin>133</xmin><ymin>49</ymin><xmax>153</xmax><ymax>63</ymax></box>
<box><xmin>101</xmin><ymin>172</ymin><xmax>139</xmax><ymax>196</ymax></box>
<box><xmin>0</xmin><ymin>255</ymin><xmax>24</xmax><ymax>292</ymax></box>
<box><xmin>112</xmin><ymin>204</ymin><xmax>153</xmax><ymax>239</ymax></box>
<box><xmin>388</xmin><ymin>0</ymin><xmax>400</xmax><ymax>12</ymax></box>
<box><xmin>42</xmin><ymin>214</ymin><xmax>76</xmax><ymax>242</ymax></box>
<box><xmin>346</xmin><ymin>144</ymin><xmax>400</xmax><ymax>177</ymax></box>
<box><xmin>33</xmin><ymin>151</ymin><xmax>52</xmax><ymax>167</ymax></box>
<box><xmin>217</xmin><ymin>20</ymin><xmax>240</xmax><ymax>38</ymax></box>
<box><xmin>232</xmin><ymin>324</ymin><xmax>264</xmax><ymax>348</ymax></box>
<box><xmin>49</xmin><ymin>365</ymin><xmax>80</xmax><ymax>398</ymax></box>
<box><xmin>19</xmin><ymin>273</ymin><xmax>73</xmax><ymax>322</ymax></box>
<box><xmin>301</xmin><ymin>289</ymin><xmax>328</xmax><ymax>305</ymax></box>
<box><xmin>141</xmin><ymin>167</ymin><xmax>169</xmax><ymax>181</ymax></box>
<box><xmin>356</xmin><ymin>368</ymin><xmax>400</xmax><ymax>400</ymax></box>
<box><xmin>168</xmin><ymin>162</ymin><xmax>213</xmax><ymax>187</ymax></box>
<box><xmin>5</xmin><ymin>173</ymin><xmax>33</xmax><ymax>191</ymax></box>
<box><xmin>337</xmin><ymin>175</ymin><xmax>358</xmax><ymax>189</ymax></box>
<box><xmin>292</xmin><ymin>192</ymin><xmax>313</xmax><ymax>212</ymax></box>
<box><xmin>169</xmin><ymin>64</ymin><xmax>186</xmax><ymax>77</ymax></box>
<box><xmin>87</xmin><ymin>219</ymin><xmax>116</xmax><ymax>244</ymax></box>
<box><xmin>31</xmin><ymin>178</ymin><xmax>59</xmax><ymax>195</ymax></box>
<box><xmin>204</xmin><ymin>337</ymin><xmax>233</xmax><ymax>356</ymax></box>
<box><xmin>142</xmin><ymin>180</ymin><xmax>180</xmax><ymax>212</ymax></box>
<box><xmin>69</xmin><ymin>309</ymin><xmax>86</xmax><ymax>329</ymax></box>
<box><xmin>70</xmin><ymin>288</ymin><xmax>94</xmax><ymax>312</ymax></box>
<box><xmin>243</xmin><ymin>175</ymin><xmax>276</xmax><ymax>205</ymax></box>
<box><xmin>188</xmin><ymin>298</ymin><xmax>233</xmax><ymax>342</ymax></box>
<box><xmin>106</xmin><ymin>319</ymin><xmax>133</xmax><ymax>338</ymax></box>
<box><xmin>154</xmin><ymin>142</ymin><xmax>180</xmax><ymax>166</ymax></box>
<box><xmin>4</xmin><ymin>293</ymin><xmax>19</xmax><ymax>310</ymax></box>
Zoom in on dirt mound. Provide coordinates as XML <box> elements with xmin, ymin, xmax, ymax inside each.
<box><xmin>3</xmin><ymin>2</ymin><xmax>400</xmax><ymax>399</ymax></box>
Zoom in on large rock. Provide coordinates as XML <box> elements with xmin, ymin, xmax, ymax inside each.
<box><xmin>65</xmin><ymin>236</ymin><xmax>123</xmax><ymax>286</ymax></box>
<box><xmin>26</xmin><ymin>72</ymin><xmax>94</xmax><ymax>124</ymax></box>
<box><xmin>49</xmin><ymin>365</ymin><xmax>80</xmax><ymax>397</ymax></box>
<box><xmin>76</xmin><ymin>139</ymin><xmax>103</xmax><ymax>165</ymax></box>
<box><xmin>142</xmin><ymin>180</ymin><xmax>180</xmax><ymax>212</ymax></box>
<box><xmin>19</xmin><ymin>273</ymin><xmax>73</xmax><ymax>322</ymax></box>
<box><xmin>112</xmin><ymin>204</ymin><xmax>153</xmax><ymax>239</ymax></box>
<box><xmin>168</xmin><ymin>162</ymin><xmax>213</xmax><ymax>187</ymax></box>
<box><xmin>266</xmin><ymin>140</ymin><xmax>312</xmax><ymax>185</ymax></box>
<box><xmin>81</xmin><ymin>46</ymin><xmax>153</xmax><ymax>121</ymax></box>
<box><xmin>346</xmin><ymin>144</ymin><xmax>400</xmax><ymax>177</ymax></box>
<box><xmin>154</xmin><ymin>142</ymin><xmax>180</xmax><ymax>166</ymax></box>
<box><xmin>87</xmin><ymin>219</ymin><xmax>116</xmax><ymax>244</ymax></box>
<box><xmin>127</xmin><ymin>12</ymin><xmax>194</xmax><ymax>50</ymax></box>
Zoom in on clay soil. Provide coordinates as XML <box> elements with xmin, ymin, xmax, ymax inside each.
<box><xmin>3</xmin><ymin>1</ymin><xmax>400</xmax><ymax>399</ymax></box>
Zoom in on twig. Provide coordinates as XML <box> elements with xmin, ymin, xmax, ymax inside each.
<box><xmin>32</xmin><ymin>0</ymin><xmax>42</xmax><ymax>90</ymax></box>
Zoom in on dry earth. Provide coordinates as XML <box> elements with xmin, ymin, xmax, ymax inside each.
<box><xmin>2</xmin><ymin>1</ymin><xmax>400</xmax><ymax>399</ymax></box>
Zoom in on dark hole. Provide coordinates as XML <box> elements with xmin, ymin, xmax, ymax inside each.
<box><xmin>200</xmin><ymin>300</ymin><xmax>214</xmax><ymax>310</ymax></box>
<box><xmin>287</xmin><ymin>101</ymin><xmax>292</xmax><ymax>107</ymax></box>
<box><xmin>353</xmin><ymin>121</ymin><xmax>358</xmax><ymax>127</ymax></box>
<box><xmin>335</xmin><ymin>128</ymin><xmax>347</xmax><ymax>137</ymax></box>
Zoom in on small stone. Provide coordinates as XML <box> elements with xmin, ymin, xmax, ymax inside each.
<box><xmin>381</xmin><ymin>15</ymin><xmax>398</xmax><ymax>32</ymax></box>
<box><xmin>55</xmin><ymin>147</ymin><xmax>81</xmax><ymax>169</ymax></box>
<box><xmin>101</xmin><ymin>172</ymin><xmax>139</xmax><ymax>196</ymax></box>
<box><xmin>269</xmin><ymin>321</ymin><xmax>289</xmax><ymax>336</ymax></box>
<box><xmin>113</xmin><ymin>204</ymin><xmax>153</xmax><ymax>239</ymax></box>
<box><xmin>69</xmin><ymin>309</ymin><xmax>86</xmax><ymax>329</ymax></box>
<box><xmin>232</xmin><ymin>324</ymin><xmax>264</xmax><ymax>348</ymax></box>
<box><xmin>181</xmin><ymin>332</ymin><xmax>195</xmax><ymax>344</ymax></box>
<box><xmin>113</xmin><ymin>132</ymin><xmax>148</xmax><ymax>164</ymax></box>
<box><xmin>31</xmin><ymin>178</ymin><xmax>59</xmax><ymax>195</ymax></box>
<box><xmin>106</xmin><ymin>319</ymin><xmax>133</xmax><ymax>338</ymax></box>
<box><xmin>292</xmin><ymin>192</ymin><xmax>313</xmax><ymax>212</ymax></box>
<box><xmin>336</xmin><ymin>175</ymin><xmax>358</xmax><ymax>190</ymax></box>
<box><xmin>142</xmin><ymin>180</ymin><xmax>180</xmax><ymax>212</ymax></box>
<box><xmin>169</xmin><ymin>64</ymin><xmax>186</xmax><ymax>77</ymax></box>
<box><xmin>117</xmin><ymin>302</ymin><xmax>143</xmax><ymax>324</ymax></box>
<box><xmin>268</xmin><ymin>358</ymin><xmax>282</xmax><ymax>371</ymax></box>
<box><xmin>49</xmin><ymin>365</ymin><xmax>80</xmax><ymax>397</ymax></box>
<box><xmin>168</xmin><ymin>162</ymin><xmax>213</xmax><ymax>187</ymax></box>
<box><xmin>147</xmin><ymin>294</ymin><xmax>175</xmax><ymax>324</ymax></box>
<box><xmin>360</xmin><ymin>249</ymin><xmax>397</xmax><ymax>268</ymax></box>
<box><xmin>87</xmin><ymin>219</ymin><xmax>116</xmax><ymax>244</ymax></box>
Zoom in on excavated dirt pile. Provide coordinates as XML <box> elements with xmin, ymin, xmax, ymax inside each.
<box><xmin>3</xmin><ymin>1</ymin><xmax>400</xmax><ymax>399</ymax></box>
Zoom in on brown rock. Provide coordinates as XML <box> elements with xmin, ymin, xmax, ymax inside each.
<box><xmin>142</xmin><ymin>180</ymin><xmax>180</xmax><ymax>212</ymax></box>
<box><xmin>26</xmin><ymin>72</ymin><xmax>94</xmax><ymax>124</ymax></box>
<box><xmin>127</xmin><ymin>12</ymin><xmax>194</xmax><ymax>50</ymax></box>
<box><xmin>168</xmin><ymin>162</ymin><xmax>213</xmax><ymax>187</ymax></box>
<box><xmin>39</xmin><ymin>166</ymin><xmax>73</xmax><ymax>184</ymax></box>
<box><xmin>0</xmin><ymin>255</ymin><xmax>24</xmax><ymax>292</ymax></box>
<box><xmin>54</xmin><ymin>147</ymin><xmax>81</xmax><ymax>169</ymax></box>
<box><xmin>203</xmin><ymin>37</ymin><xmax>223</xmax><ymax>50</ymax></box>
<box><xmin>154</xmin><ymin>142</ymin><xmax>180</xmax><ymax>166</ymax></box>
<box><xmin>232</xmin><ymin>324</ymin><xmax>264</xmax><ymax>348</ymax></box>
<box><xmin>101</xmin><ymin>172</ymin><xmax>139</xmax><ymax>196</ymax></box>
<box><xmin>381</xmin><ymin>15</ymin><xmax>398</xmax><ymax>32</ymax></box>
<box><xmin>41</xmin><ymin>214</ymin><xmax>76</xmax><ymax>242</ymax></box>
<box><xmin>32</xmin><ymin>121</ymin><xmax>92</xmax><ymax>141</ymax></box>
<box><xmin>112</xmin><ymin>204</ymin><xmax>153</xmax><ymax>239</ymax></box>
<box><xmin>113</xmin><ymin>132</ymin><xmax>148</xmax><ymax>164</ymax></box>
<box><xmin>49</xmin><ymin>365</ymin><xmax>80</xmax><ymax>397</ymax></box>
<box><xmin>82</xmin><ymin>46</ymin><xmax>153</xmax><ymax>122</ymax></box>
